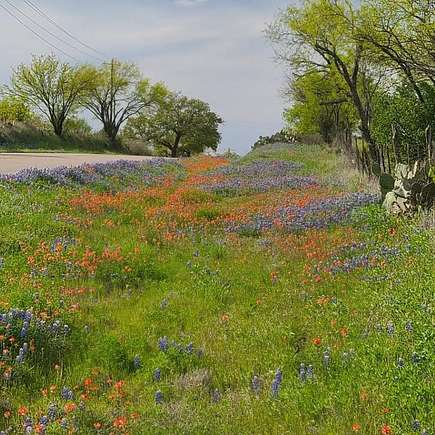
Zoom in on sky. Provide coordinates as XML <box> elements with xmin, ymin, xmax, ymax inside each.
<box><xmin>0</xmin><ymin>0</ymin><xmax>292</xmax><ymax>154</ymax></box>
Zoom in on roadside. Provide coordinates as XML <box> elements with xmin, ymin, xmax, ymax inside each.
<box><xmin>0</xmin><ymin>152</ymin><xmax>163</xmax><ymax>174</ymax></box>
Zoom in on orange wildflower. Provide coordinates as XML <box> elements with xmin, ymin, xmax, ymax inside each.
<box><xmin>113</xmin><ymin>416</ymin><xmax>128</xmax><ymax>428</ymax></box>
<box><xmin>64</xmin><ymin>402</ymin><xmax>77</xmax><ymax>413</ymax></box>
<box><xmin>18</xmin><ymin>406</ymin><xmax>28</xmax><ymax>416</ymax></box>
<box><xmin>352</xmin><ymin>423</ymin><xmax>361</xmax><ymax>432</ymax></box>
<box><xmin>381</xmin><ymin>424</ymin><xmax>392</xmax><ymax>434</ymax></box>
<box><xmin>339</xmin><ymin>327</ymin><xmax>349</xmax><ymax>337</ymax></box>
<box><xmin>312</xmin><ymin>337</ymin><xmax>322</xmax><ymax>346</ymax></box>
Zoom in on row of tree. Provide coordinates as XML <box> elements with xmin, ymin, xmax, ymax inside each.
<box><xmin>268</xmin><ymin>0</ymin><xmax>434</xmax><ymax>166</ymax></box>
<box><xmin>0</xmin><ymin>56</ymin><xmax>223</xmax><ymax>157</ymax></box>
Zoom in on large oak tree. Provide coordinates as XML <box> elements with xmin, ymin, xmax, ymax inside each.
<box><xmin>125</xmin><ymin>92</ymin><xmax>223</xmax><ymax>157</ymax></box>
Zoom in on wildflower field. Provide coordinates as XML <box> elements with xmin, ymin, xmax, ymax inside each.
<box><xmin>0</xmin><ymin>143</ymin><xmax>433</xmax><ymax>434</ymax></box>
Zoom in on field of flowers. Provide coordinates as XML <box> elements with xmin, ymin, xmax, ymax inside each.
<box><xmin>0</xmin><ymin>143</ymin><xmax>433</xmax><ymax>434</ymax></box>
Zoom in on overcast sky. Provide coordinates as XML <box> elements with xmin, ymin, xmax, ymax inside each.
<box><xmin>0</xmin><ymin>0</ymin><xmax>291</xmax><ymax>154</ymax></box>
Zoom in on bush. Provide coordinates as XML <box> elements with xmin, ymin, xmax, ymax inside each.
<box><xmin>252</xmin><ymin>129</ymin><xmax>295</xmax><ymax>149</ymax></box>
<box><xmin>63</xmin><ymin>117</ymin><xmax>93</xmax><ymax>137</ymax></box>
<box><xmin>0</xmin><ymin>96</ymin><xmax>32</xmax><ymax>123</ymax></box>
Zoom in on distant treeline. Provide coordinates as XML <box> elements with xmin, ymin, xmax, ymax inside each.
<box><xmin>0</xmin><ymin>56</ymin><xmax>223</xmax><ymax>157</ymax></box>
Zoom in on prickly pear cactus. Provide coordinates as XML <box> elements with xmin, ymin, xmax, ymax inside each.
<box><xmin>374</xmin><ymin>161</ymin><xmax>435</xmax><ymax>214</ymax></box>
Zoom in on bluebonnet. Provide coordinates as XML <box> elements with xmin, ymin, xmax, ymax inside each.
<box><xmin>271</xmin><ymin>369</ymin><xmax>282</xmax><ymax>398</ymax></box>
<box><xmin>211</xmin><ymin>389</ymin><xmax>221</xmax><ymax>403</ymax></box>
<box><xmin>153</xmin><ymin>368</ymin><xmax>161</xmax><ymax>382</ymax></box>
<box><xmin>158</xmin><ymin>336</ymin><xmax>169</xmax><ymax>352</ymax></box>
<box><xmin>155</xmin><ymin>390</ymin><xmax>164</xmax><ymax>404</ymax></box>
<box><xmin>386</xmin><ymin>321</ymin><xmax>395</xmax><ymax>336</ymax></box>
<box><xmin>306</xmin><ymin>365</ymin><xmax>314</xmax><ymax>380</ymax></box>
<box><xmin>411</xmin><ymin>420</ymin><xmax>421</xmax><ymax>431</ymax></box>
<box><xmin>405</xmin><ymin>321</ymin><xmax>413</xmax><ymax>332</ymax></box>
<box><xmin>0</xmin><ymin>159</ymin><xmax>180</xmax><ymax>187</ymax></box>
<box><xmin>225</xmin><ymin>193</ymin><xmax>378</xmax><ymax>235</ymax></box>
<box><xmin>23</xmin><ymin>417</ymin><xmax>33</xmax><ymax>433</ymax></box>
<box><xmin>61</xmin><ymin>386</ymin><xmax>74</xmax><ymax>400</ymax></box>
<box><xmin>251</xmin><ymin>375</ymin><xmax>262</xmax><ymax>395</ymax></box>
<box><xmin>133</xmin><ymin>355</ymin><xmax>142</xmax><ymax>369</ymax></box>
<box><xmin>158</xmin><ymin>337</ymin><xmax>200</xmax><ymax>355</ymax></box>
<box><xmin>323</xmin><ymin>349</ymin><xmax>331</xmax><ymax>368</ymax></box>
<box><xmin>397</xmin><ymin>357</ymin><xmax>405</xmax><ymax>368</ymax></box>
<box><xmin>299</xmin><ymin>363</ymin><xmax>306</xmax><ymax>381</ymax></box>
<box><xmin>47</xmin><ymin>403</ymin><xmax>57</xmax><ymax>420</ymax></box>
<box><xmin>412</xmin><ymin>352</ymin><xmax>421</xmax><ymax>364</ymax></box>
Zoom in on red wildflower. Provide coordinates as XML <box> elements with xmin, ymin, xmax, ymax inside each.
<box><xmin>18</xmin><ymin>406</ymin><xmax>28</xmax><ymax>416</ymax></box>
<box><xmin>113</xmin><ymin>416</ymin><xmax>128</xmax><ymax>428</ymax></box>
<box><xmin>64</xmin><ymin>402</ymin><xmax>77</xmax><ymax>413</ymax></box>
<box><xmin>312</xmin><ymin>337</ymin><xmax>322</xmax><ymax>346</ymax></box>
<box><xmin>381</xmin><ymin>424</ymin><xmax>392</xmax><ymax>434</ymax></box>
<box><xmin>352</xmin><ymin>423</ymin><xmax>361</xmax><ymax>432</ymax></box>
<box><xmin>339</xmin><ymin>327</ymin><xmax>349</xmax><ymax>337</ymax></box>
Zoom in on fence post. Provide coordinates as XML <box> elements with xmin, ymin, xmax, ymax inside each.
<box><xmin>392</xmin><ymin>124</ymin><xmax>398</xmax><ymax>166</ymax></box>
<box><xmin>426</xmin><ymin>125</ymin><xmax>433</xmax><ymax>164</ymax></box>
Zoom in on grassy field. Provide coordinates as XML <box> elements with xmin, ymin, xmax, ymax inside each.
<box><xmin>0</xmin><ymin>143</ymin><xmax>433</xmax><ymax>434</ymax></box>
<box><xmin>0</xmin><ymin>122</ymin><xmax>115</xmax><ymax>154</ymax></box>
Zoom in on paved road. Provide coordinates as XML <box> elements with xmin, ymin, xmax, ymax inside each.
<box><xmin>0</xmin><ymin>153</ymin><xmax>160</xmax><ymax>175</ymax></box>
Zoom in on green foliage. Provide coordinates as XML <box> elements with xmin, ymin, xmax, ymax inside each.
<box><xmin>252</xmin><ymin>129</ymin><xmax>293</xmax><ymax>149</ymax></box>
<box><xmin>284</xmin><ymin>71</ymin><xmax>357</xmax><ymax>143</ymax></box>
<box><xmin>63</xmin><ymin>117</ymin><xmax>93</xmax><ymax>136</ymax></box>
<box><xmin>125</xmin><ymin>92</ymin><xmax>223</xmax><ymax>157</ymax></box>
<box><xmin>0</xmin><ymin>96</ymin><xmax>32</xmax><ymax>123</ymax></box>
<box><xmin>9</xmin><ymin>55</ymin><xmax>95</xmax><ymax>137</ymax></box>
<box><xmin>371</xmin><ymin>83</ymin><xmax>435</xmax><ymax>160</ymax></box>
<box><xmin>85</xmin><ymin>59</ymin><xmax>168</xmax><ymax>145</ymax></box>
<box><xmin>268</xmin><ymin>0</ymin><xmax>435</xmax><ymax>162</ymax></box>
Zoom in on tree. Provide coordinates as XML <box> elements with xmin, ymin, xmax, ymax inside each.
<box><xmin>85</xmin><ymin>59</ymin><xmax>167</xmax><ymax>147</ymax></box>
<box><xmin>371</xmin><ymin>82</ymin><xmax>435</xmax><ymax>162</ymax></box>
<box><xmin>358</xmin><ymin>0</ymin><xmax>435</xmax><ymax>103</ymax></box>
<box><xmin>284</xmin><ymin>70</ymin><xmax>358</xmax><ymax>143</ymax></box>
<box><xmin>125</xmin><ymin>92</ymin><xmax>223</xmax><ymax>157</ymax></box>
<box><xmin>267</xmin><ymin>0</ymin><xmax>383</xmax><ymax>161</ymax></box>
<box><xmin>0</xmin><ymin>96</ymin><xmax>32</xmax><ymax>124</ymax></box>
<box><xmin>9</xmin><ymin>55</ymin><xmax>94</xmax><ymax>137</ymax></box>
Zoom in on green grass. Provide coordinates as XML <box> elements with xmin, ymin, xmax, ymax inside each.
<box><xmin>0</xmin><ymin>143</ymin><xmax>433</xmax><ymax>434</ymax></box>
<box><xmin>0</xmin><ymin>121</ymin><xmax>118</xmax><ymax>154</ymax></box>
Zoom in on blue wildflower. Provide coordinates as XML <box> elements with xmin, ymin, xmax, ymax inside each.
<box><xmin>386</xmin><ymin>321</ymin><xmax>395</xmax><ymax>336</ymax></box>
<box><xmin>155</xmin><ymin>390</ymin><xmax>164</xmax><ymax>404</ymax></box>
<box><xmin>153</xmin><ymin>368</ymin><xmax>161</xmax><ymax>382</ymax></box>
<box><xmin>61</xmin><ymin>386</ymin><xmax>74</xmax><ymax>401</ymax></box>
<box><xmin>251</xmin><ymin>375</ymin><xmax>262</xmax><ymax>395</ymax></box>
<box><xmin>133</xmin><ymin>355</ymin><xmax>142</xmax><ymax>369</ymax></box>
<box><xmin>271</xmin><ymin>369</ymin><xmax>282</xmax><ymax>398</ymax></box>
<box><xmin>158</xmin><ymin>336</ymin><xmax>169</xmax><ymax>352</ymax></box>
<box><xmin>405</xmin><ymin>321</ymin><xmax>413</xmax><ymax>332</ymax></box>
<box><xmin>411</xmin><ymin>420</ymin><xmax>421</xmax><ymax>432</ymax></box>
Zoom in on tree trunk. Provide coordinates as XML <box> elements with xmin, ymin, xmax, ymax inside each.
<box><xmin>171</xmin><ymin>133</ymin><xmax>182</xmax><ymax>157</ymax></box>
<box><xmin>53</xmin><ymin>120</ymin><xmax>64</xmax><ymax>137</ymax></box>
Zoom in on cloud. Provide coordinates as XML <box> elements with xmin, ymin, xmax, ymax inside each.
<box><xmin>174</xmin><ymin>0</ymin><xmax>208</xmax><ymax>6</ymax></box>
